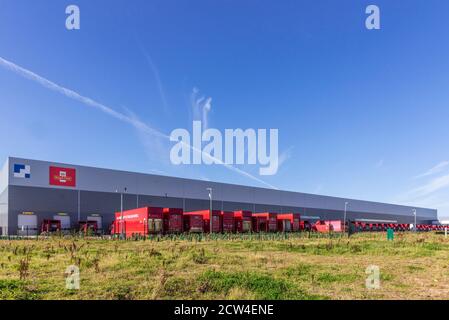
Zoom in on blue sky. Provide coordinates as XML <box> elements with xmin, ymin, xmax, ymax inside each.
<box><xmin>1</xmin><ymin>0</ymin><xmax>449</xmax><ymax>216</ymax></box>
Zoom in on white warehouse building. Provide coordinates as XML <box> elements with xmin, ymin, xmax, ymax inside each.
<box><xmin>0</xmin><ymin>157</ymin><xmax>438</xmax><ymax>235</ymax></box>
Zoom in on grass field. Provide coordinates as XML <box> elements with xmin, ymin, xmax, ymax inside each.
<box><xmin>1</xmin><ymin>232</ymin><xmax>449</xmax><ymax>300</ymax></box>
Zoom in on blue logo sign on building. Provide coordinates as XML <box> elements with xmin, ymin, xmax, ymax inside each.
<box><xmin>14</xmin><ymin>164</ymin><xmax>31</xmax><ymax>179</ymax></box>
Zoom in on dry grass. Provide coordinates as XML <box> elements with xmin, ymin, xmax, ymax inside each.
<box><xmin>1</xmin><ymin>232</ymin><xmax>449</xmax><ymax>300</ymax></box>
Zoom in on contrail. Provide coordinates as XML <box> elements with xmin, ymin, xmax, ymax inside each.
<box><xmin>0</xmin><ymin>56</ymin><xmax>166</xmax><ymax>140</ymax></box>
<box><xmin>0</xmin><ymin>56</ymin><xmax>277</xmax><ymax>190</ymax></box>
<box><xmin>141</xmin><ymin>49</ymin><xmax>169</xmax><ymax>113</ymax></box>
<box><xmin>133</xmin><ymin>33</ymin><xmax>169</xmax><ymax>113</ymax></box>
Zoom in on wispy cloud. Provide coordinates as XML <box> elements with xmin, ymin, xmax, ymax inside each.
<box><xmin>133</xmin><ymin>35</ymin><xmax>169</xmax><ymax>113</ymax></box>
<box><xmin>399</xmin><ymin>192</ymin><xmax>448</xmax><ymax>217</ymax></box>
<box><xmin>278</xmin><ymin>146</ymin><xmax>294</xmax><ymax>168</ymax></box>
<box><xmin>314</xmin><ymin>184</ymin><xmax>323</xmax><ymax>194</ymax></box>
<box><xmin>393</xmin><ymin>161</ymin><xmax>449</xmax><ymax>217</ymax></box>
<box><xmin>414</xmin><ymin>161</ymin><xmax>449</xmax><ymax>179</ymax></box>
<box><xmin>141</xmin><ymin>49</ymin><xmax>169</xmax><ymax>113</ymax></box>
<box><xmin>409</xmin><ymin>173</ymin><xmax>449</xmax><ymax>198</ymax></box>
<box><xmin>396</xmin><ymin>172</ymin><xmax>449</xmax><ymax>217</ymax></box>
<box><xmin>0</xmin><ymin>56</ymin><xmax>276</xmax><ymax>189</ymax></box>
<box><xmin>191</xmin><ymin>87</ymin><xmax>212</xmax><ymax>130</ymax></box>
<box><xmin>375</xmin><ymin>159</ymin><xmax>384</xmax><ymax>168</ymax></box>
<box><xmin>0</xmin><ymin>56</ymin><xmax>166</xmax><ymax>139</ymax></box>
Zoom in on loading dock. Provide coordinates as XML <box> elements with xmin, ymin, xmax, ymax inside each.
<box><xmin>17</xmin><ymin>213</ymin><xmax>38</xmax><ymax>236</ymax></box>
<box><xmin>53</xmin><ymin>214</ymin><xmax>71</xmax><ymax>233</ymax></box>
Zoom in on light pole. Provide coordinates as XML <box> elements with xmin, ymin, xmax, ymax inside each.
<box><xmin>344</xmin><ymin>201</ymin><xmax>349</xmax><ymax>233</ymax></box>
<box><xmin>116</xmin><ymin>187</ymin><xmax>127</xmax><ymax>239</ymax></box>
<box><xmin>413</xmin><ymin>209</ymin><xmax>417</xmax><ymax>232</ymax></box>
<box><xmin>207</xmin><ymin>188</ymin><xmax>213</xmax><ymax>234</ymax></box>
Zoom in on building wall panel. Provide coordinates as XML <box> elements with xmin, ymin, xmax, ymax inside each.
<box><xmin>0</xmin><ymin>159</ymin><xmax>8</xmax><ymax>195</ymax></box>
<box><xmin>0</xmin><ymin>188</ymin><xmax>8</xmax><ymax>235</ymax></box>
<box><xmin>9</xmin><ymin>186</ymin><xmax>78</xmax><ymax>233</ymax></box>
<box><xmin>3</xmin><ymin>157</ymin><xmax>438</xmax><ymax>235</ymax></box>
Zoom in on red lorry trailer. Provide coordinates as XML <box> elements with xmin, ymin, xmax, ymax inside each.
<box><xmin>41</xmin><ymin>220</ymin><xmax>61</xmax><ymax>234</ymax></box>
<box><xmin>252</xmin><ymin>213</ymin><xmax>278</xmax><ymax>232</ymax></box>
<box><xmin>277</xmin><ymin>213</ymin><xmax>300</xmax><ymax>232</ymax></box>
<box><xmin>221</xmin><ymin>211</ymin><xmax>235</xmax><ymax>233</ymax></box>
<box><xmin>183</xmin><ymin>213</ymin><xmax>204</xmax><ymax>233</ymax></box>
<box><xmin>300</xmin><ymin>220</ymin><xmax>312</xmax><ymax>231</ymax></box>
<box><xmin>234</xmin><ymin>210</ymin><xmax>252</xmax><ymax>233</ymax></box>
<box><xmin>163</xmin><ymin>208</ymin><xmax>183</xmax><ymax>233</ymax></box>
<box><xmin>326</xmin><ymin>220</ymin><xmax>342</xmax><ymax>232</ymax></box>
<box><xmin>79</xmin><ymin>221</ymin><xmax>98</xmax><ymax>234</ymax></box>
<box><xmin>251</xmin><ymin>215</ymin><xmax>267</xmax><ymax>232</ymax></box>
<box><xmin>313</xmin><ymin>220</ymin><xmax>343</xmax><ymax>233</ymax></box>
<box><xmin>313</xmin><ymin>220</ymin><xmax>330</xmax><ymax>233</ymax></box>
<box><xmin>184</xmin><ymin>210</ymin><xmax>222</xmax><ymax>233</ymax></box>
<box><xmin>113</xmin><ymin>207</ymin><xmax>164</xmax><ymax>237</ymax></box>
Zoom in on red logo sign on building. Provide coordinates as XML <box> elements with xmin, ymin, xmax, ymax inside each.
<box><xmin>49</xmin><ymin>166</ymin><xmax>76</xmax><ymax>187</ymax></box>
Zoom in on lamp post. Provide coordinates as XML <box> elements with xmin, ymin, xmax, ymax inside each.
<box><xmin>413</xmin><ymin>209</ymin><xmax>417</xmax><ymax>232</ymax></box>
<box><xmin>344</xmin><ymin>201</ymin><xmax>349</xmax><ymax>233</ymax></box>
<box><xmin>207</xmin><ymin>188</ymin><xmax>213</xmax><ymax>234</ymax></box>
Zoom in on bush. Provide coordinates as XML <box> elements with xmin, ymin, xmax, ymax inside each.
<box><xmin>191</xmin><ymin>248</ymin><xmax>208</xmax><ymax>264</ymax></box>
<box><xmin>0</xmin><ymin>279</ymin><xmax>42</xmax><ymax>300</ymax></box>
<box><xmin>199</xmin><ymin>270</ymin><xmax>324</xmax><ymax>300</ymax></box>
<box><xmin>107</xmin><ymin>285</ymin><xmax>134</xmax><ymax>300</ymax></box>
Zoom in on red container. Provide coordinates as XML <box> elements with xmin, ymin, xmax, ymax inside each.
<box><xmin>277</xmin><ymin>213</ymin><xmax>300</xmax><ymax>232</ymax></box>
<box><xmin>41</xmin><ymin>219</ymin><xmax>62</xmax><ymax>234</ymax></box>
<box><xmin>183</xmin><ymin>213</ymin><xmax>204</xmax><ymax>233</ymax></box>
<box><xmin>312</xmin><ymin>220</ymin><xmax>341</xmax><ymax>233</ymax></box>
<box><xmin>326</xmin><ymin>220</ymin><xmax>342</xmax><ymax>232</ymax></box>
<box><xmin>114</xmin><ymin>207</ymin><xmax>164</xmax><ymax>237</ymax></box>
<box><xmin>252</xmin><ymin>213</ymin><xmax>278</xmax><ymax>232</ymax></box>
<box><xmin>221</xmin><ymin>211</ymin><xmax>235</xmax><ymax>233</ymax></box>
<box><xmin>300</xmin><ymin>220</ymin><xmax>312</xmax><ymax>231</ymax></box>
<box><xmin>277</xmin><ymin>218</ymin><xmax>291</xmax><ymax>232</ymax></box>
<box><xmin>251</xmin><ymin>215</ymin><xmax>266</xmax><ymax>232</ymax></box>
<box><xmin>313</xmin><ymin>220</ymin><xmax>331</xmax><ymax>233</ymax></box>
<box><xmin>184</xmin><ymin>210</ymin><xmax>222</xmax><ymax>233</ymax></box>
<box><xmin>79</xmin><ymin>221</ymin><xmax>98</xmax><ymax>234</ymax></box>
<box><xmin>234</xmin><ymin>210</ymin><xmax>252</xmax><ymax>233</ymax></box>
<box><xmin>163</xmin><ymin>208</ymin><xmax>183</xmax><ymax>233</ymax></box>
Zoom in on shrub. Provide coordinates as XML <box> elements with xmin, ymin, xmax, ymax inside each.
<box><xmin>199</xmin><ymin>270</ymin><xmax>323</xmax><ymax>300</ymax></box>
<box><xmin>191</xmin><ymin>248</ymin><xmax>208</xmax><ymax>264</ymax></box>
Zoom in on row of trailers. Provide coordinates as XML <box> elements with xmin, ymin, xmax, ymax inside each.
<box><xmin>352</xmin><ymin>222</ymin><xmax>448</xmax><ymax>232</ymax></box>
<box><xmin>110</xmin><ymin>206</ymin><xmax>345</xmax><ymax>238</ymax></box>
<box><xmin>110</xmin><ymin>207</ymin><xmax>445</xmax><ymax>238</ymax></box>
<box><xmin>14</xmin><ymin>208</ymin><xmax>443</xmax><ymax>237</ymax></box>
<box><xmin>110</xmin><ymin>207</ymin><xmax>304</xmax><ymax>238</ymax></box>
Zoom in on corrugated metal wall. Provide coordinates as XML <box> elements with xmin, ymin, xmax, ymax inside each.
<box><xmin>0</xmin><ymin>158</ymin><xmax>8</xmax><ymax>195</ymax></box>
<box><xmin>2</xmin><ymin>156</ymin><xmax>438</xmax><ymax>235</ymax></box>
<box><xmin>0</xmin><ymin>188</ymin><xmax>8</xmax><ymax>235</ymax></box>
